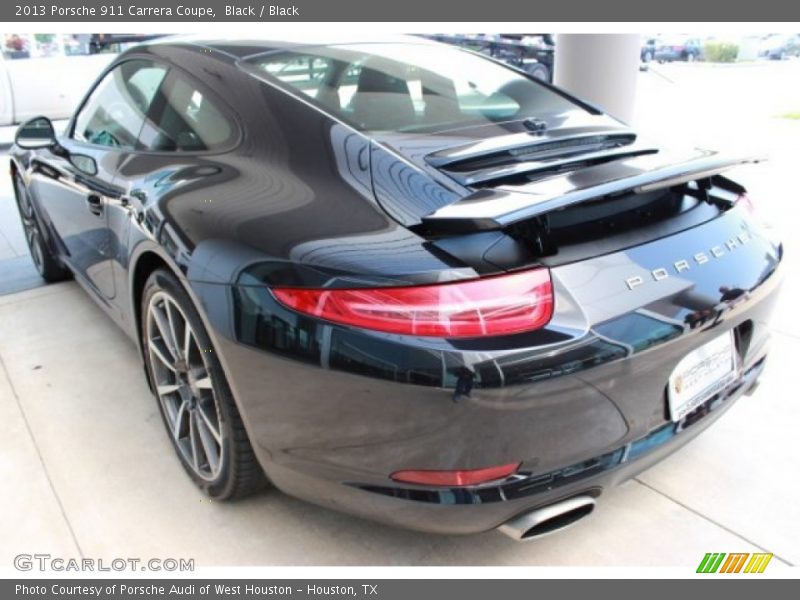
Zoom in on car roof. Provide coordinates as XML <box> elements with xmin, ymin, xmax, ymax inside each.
<box><xmin>143</xmin><ymin>33</ymin><xmax>438</xmax><ymax>59</ymax></box>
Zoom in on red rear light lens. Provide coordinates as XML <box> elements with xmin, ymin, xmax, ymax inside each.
<box><xmin>271</xmin><ymin>268</ymin><xmax>553</xmax><ymax>338</ymax></box>
<box><xmin>391</xmin><ymin>463</ymin><xmax>521</xmax><ymax>487</ymax></box>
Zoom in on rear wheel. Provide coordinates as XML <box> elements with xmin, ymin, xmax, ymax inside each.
<box><xmin>12</xmin><ymin>172</ymin><xmax>70</xmax><ymax>282</ymax></box>
<box><xmin>141</xmin><ymin>269</ymin><xmax>267</xmax><ymax>499</ymax></box>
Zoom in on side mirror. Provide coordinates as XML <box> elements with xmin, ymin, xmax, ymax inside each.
<box><xmin>15</xmin><ymin>116</ymin><xmax>57</xmax><ymax>150</ymax></box>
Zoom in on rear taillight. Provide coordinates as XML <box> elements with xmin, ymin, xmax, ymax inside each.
<box><xmin>390</xmin><ymin>462</ymin><xmax>521</xmax><ymax>487</ymax></box>
<box><xmin>271</xmin><ymin>268</ymin><xmax>553</xmax><ymax>338</ymax></box>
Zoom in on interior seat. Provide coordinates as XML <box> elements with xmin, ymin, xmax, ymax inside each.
<box><xmin>350</xmin><ymin>66</ymin><xmax>415</xmax><ymax>130</ymax></box>
<box><xmin>315</xmin><ymin>84</ymin><xmax>341</xmax><ymax>111</ymax></box>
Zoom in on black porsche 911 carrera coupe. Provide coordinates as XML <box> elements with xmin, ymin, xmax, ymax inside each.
<box><xmin>10</xmin><ymin>35</ymin><xmax>782</xmax><ymax>540</ymax></box>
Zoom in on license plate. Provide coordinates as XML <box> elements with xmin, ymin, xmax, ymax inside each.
<box><xmin>668</xmin><ymin>331</ymin><xmax>738</xmax><ymax>422</ymax></box>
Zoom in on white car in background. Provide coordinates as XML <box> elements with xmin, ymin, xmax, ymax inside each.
<box><xmin>0</xmin><ymin>34</ymin><xmax>162</xmax><ymax>126</ymax></box>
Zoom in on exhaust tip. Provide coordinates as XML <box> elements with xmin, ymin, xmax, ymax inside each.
<box><xmin>498</xmin><ymin>495</ymin><xmax>596</xmax><ymax>542</ymax></box>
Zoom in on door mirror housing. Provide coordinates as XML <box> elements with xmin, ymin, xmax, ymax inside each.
<box><xmin>15</xmin><ymin>116</ymin><xmax>57</xmax><ymax>150</ymax></box>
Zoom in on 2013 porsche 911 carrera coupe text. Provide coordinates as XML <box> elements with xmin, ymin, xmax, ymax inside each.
<box><xmin>10</xmin><ymin>35</ymin><xmax>782</xmax><ymax>540</ymax></box>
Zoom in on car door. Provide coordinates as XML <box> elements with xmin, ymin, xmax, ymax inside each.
<box><xmin>29</xmin><ymin>59</ymin><xmax>168</xmax><ymax>299</ymax></box>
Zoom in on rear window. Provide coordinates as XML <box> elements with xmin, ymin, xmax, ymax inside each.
<box><xmin>243</xmin><ymin>42</ymin><xmax>583</xmax><ymax>134</ymax></box>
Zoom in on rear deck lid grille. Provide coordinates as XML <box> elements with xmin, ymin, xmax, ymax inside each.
<box><xmin>426</xmin><ymin>132</ymin><xmax>646</xmax><ymax>187</ymax></box>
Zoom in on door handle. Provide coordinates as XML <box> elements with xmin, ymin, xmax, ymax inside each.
<box><xmin>86</xmin><ymin>193</ymin><xmax>103</xmax><ymax>216</ymax></box>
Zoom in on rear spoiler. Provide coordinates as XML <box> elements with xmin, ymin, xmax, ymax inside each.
<box><xmin>418</xmin><ymin>153</ymin><xmax>761</xmax><ymax>233</ymax></box>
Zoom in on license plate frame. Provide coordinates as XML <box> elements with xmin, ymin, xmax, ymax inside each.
<box><xmin>667</xmin><ymin>331</ymin><xmax>739</xmax><ymax>422</ymax></box>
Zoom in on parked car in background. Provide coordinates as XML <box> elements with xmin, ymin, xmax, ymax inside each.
<box><xmin>790</xmin><ymin>35</ymin><xmax>800</xmax><ymax>57</ymax></box>
<box><xmin>89</xmin><ymin>33</ymin><xmax>165</xmax><ymax>54</ymax></box>
<box><xmin>423</xmin><ymin>33</ymin><xmax>554</xmax><ymax>82</ymax></box>
<box><xmin>759</xmin><ymin>34</ymin><xmax>800</xmax><ymax>60</ymax></box>
<box><xmin>641</xmin><ymin>37</ymin><xmax>658</xmax><ymax>63</ymax></box>
<box><xmin>1</xmin><ymin>33</ymin><xmax>163</xmax><ymax>126</ymax></box>
<box><xmin>1</xmin><ymin>34</ymin><xmax>115</xmax><ymax>126</ymax></box>
<box><xmin>654</xmin><ymin>36</ymin><xmax>703</xmax><ymax>62</ymax></box>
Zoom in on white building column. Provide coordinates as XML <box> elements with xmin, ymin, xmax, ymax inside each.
<box><xmin>554</xmin><ymin>34</ymin><xmax>641</xmax><ymax>124</ymax></box>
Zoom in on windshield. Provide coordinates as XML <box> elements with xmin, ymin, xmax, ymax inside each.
<box><xmin>243</xmin><ymin>42</ymin><xmax>584</xmax><ymax>134</ymax></box>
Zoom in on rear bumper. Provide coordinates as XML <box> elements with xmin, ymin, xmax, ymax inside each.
<box><xmin>192</xmin><ymin>207</ymin><xmax>782</xmax><ymax>535</ymax></box>
<box><xmin>262</xmin><ymin>356</ymin><xmax>765</xmax><ymax>535</ymax></box>
<box><xmin>356</xmin><ymin>356</ymin><xmax>767</xmax><ymax>531</ymax></box>
<box><xmin>203</xmin><ymin>266</ymin><xmax>779</xmax><ymax>534</ymax></box>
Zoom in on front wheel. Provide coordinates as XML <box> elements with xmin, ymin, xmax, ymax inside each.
<box><xmin>13</xmin><ymin>172</ymin><xmax>70</xmax><ymax>282</ymax></box>
<box><xmin>141</xmin><ymin>269</ymin><xmax>268</xmax><ymax>499</ymax></box>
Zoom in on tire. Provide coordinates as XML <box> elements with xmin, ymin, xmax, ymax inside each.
<box><xmin>12</xmin><ymin>171</ymin><xmax>70</xmax><ymax>283</ymax></box>
<box><xmin>524</xmin><ymin>63</ymin><xmax>550</xmax><ymax>82</ymax></box>
<box><xmin>141</xmin><ymin>268</ymin><xmax>268</xmax><ymax>500</ymax></box>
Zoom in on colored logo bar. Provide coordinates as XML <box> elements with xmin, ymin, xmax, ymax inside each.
<box><xmin>697</xmin><ymin>552</ymin><xmax>773</xmax><ymax>573</ymax></box>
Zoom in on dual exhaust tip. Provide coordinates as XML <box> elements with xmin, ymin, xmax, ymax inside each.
<box><xmin>498</xmin><ymin>495</ymin><xmax>596</xmax><ymax>542</ymax></box>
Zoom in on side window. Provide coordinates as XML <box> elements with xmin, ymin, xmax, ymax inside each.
<box><xmin>138</xmin><ymin>73</ymin><xmax>234</xmax><ymax>152</ymax></box>
<box><xmin>72</xmin><ymin>60</ymin><xmax>167</xmax><ymax>149</ymax></box>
